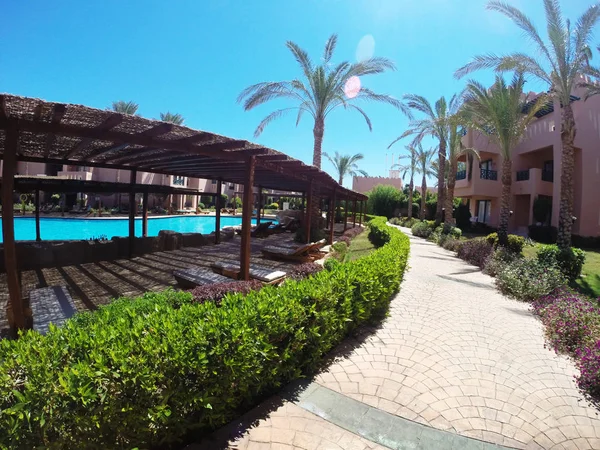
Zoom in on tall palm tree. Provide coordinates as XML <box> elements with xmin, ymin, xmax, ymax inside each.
<box><xmin>455</xmin><ymin>0</ymin><xmax>600</xmax><ymax>248</ymax></box>
<box><xmin>159</xmin><ymin>112</ymin><xmax>185</xmax><ymax>125</ymax></box>
<box><xmin>444</xmin><ymin>119</ymin><xmax>480</xmax><ymax>224</ymax></box>
<box><xmin>389</xmin><ymin>94</ymin><xmax>462</xmax><ymax>224</ymax></box>
<box><xmin>238</xmin><ymin>35</ymin><xmax>399</xmax><ymax>233</ymax></box>
<box><xmin>415</xmin><ymin>145</ymin><xmax>437</xmax><ymax>220</ymax></box>
<box><xmin>393</xmin><ymin>146</ymin><xmax>419</xmax><ymax>219</ymax></box>
<box><xmin>462</xmin><ymin>73</ymin><xmax>546</xmax><ymax>244</ymax></box>
<box><xmin>323</xmin><ymin>151</ymin><xmax>368</xmax><ymax>185</ymax></box>
<box><xmin>238</xmin><ymin>34</ymin><xmax>399</xmax><ymax>169</ymax></box>
<box><xmin>110</xmin><ymin>101</ymin><xmax>139</xmax><ymax>115</ymax></box>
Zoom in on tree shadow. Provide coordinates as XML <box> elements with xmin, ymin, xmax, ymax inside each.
<box><xmin>448</xmin><ymin>268</ymin><xmax>481</xmax><ymax>276</ymax></box>
<box><xmin>437</xmin><ymin>274</ymin><xmax>495</xmax><ymax>290</ymax></box>
<box><xmin>573</xmin><ymin>275</ymin><xmax>600</xmax><ymax>300</ymax></box>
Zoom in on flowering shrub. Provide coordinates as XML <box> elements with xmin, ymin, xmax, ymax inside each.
<box><xmin>456</xmin><ymin>238</ymin><xmax>493</xmax><ymax>268</ymax></box>
<box><xmin>495</xmin><ymin>258</ymin><xmax>566</xmax><ymax>301</ymax></box>
<box><xmin>191</xmin><ymin>280</ymin><xmax>263</xmax><ymax>305</ymax></box>
<box><xmin>342</xmin><ymin>226</ymin><xmax>364</xmax><ymax>239</ymax></box>
<box><xmin>288</xmin><ymin>262</ymin><xmax>323</xmax><ymax>281</ymax></box>
<box><xmin>483</xmin><ymin>248</ymin><xmax>522</xmax><ymax>277</ymax></box>
<box><xmin>577</xmin><ymin>340</ymin><xmax>600</xmax><ymax>403</ymax></box>
<box><xmin>388</xmin><ymin>217</ymin><xmax>402</xmax><ymax>226</ymax></box>
<box><xmin>532</xmin><ymin>287</ymin><xmax>600</xmax><ymax>354</ymax></box>
<box><xmin>337</xmin><ymin>236</ymin><xmax>351</xmax><ymax>246</ymax></box>
<box><xmin>441</xmin><ymin>237</ymin><xmax>462</xmax><ymax>252</ymax></box>
<box><xmin>537</xmin><ymin>244</ymin><xmax>586</xmax><ymax>281</ymax></box>
<box><xmin>411</xmin><ymin>220</ymin><xmax>435</xmax><ymax>238</ymax></box>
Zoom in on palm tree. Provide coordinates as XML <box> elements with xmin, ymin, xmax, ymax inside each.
<box><xmin>109</xmin><ymin>101</ymin><xmax>139</xmax><ymax>115</ymax></box>
<box><xmin>160</xmin><ymin>112</ymin><xmax>185</xmax><ymax>125</ymax></box>
<box><xmin>455</xmin><ymin>0</ymin><xmax>600</xmax><ymax>248</ymax></box>
<box><xmin>389</xmin><ymin>94</ymin><xmax>462</xmax><ymax>224</ymax></box>
<box><xmin>393</xmin><ymin>146</ymin><xmax>419</xmax><ymax>219</ymax></box>
<box><xmin>323</xmin><ymin>151</ymin><xmax>368</xmax><ymax>186</ymax></box>
<box><xmin>462</xmin><ymin>73</ymin><xmax>546</xmax><ymax>244</ymax></box>
<box><xmin>238</xmin><ymin>35</ymin><xmax>399</xmax><ymax>234</ymax></box>
<box><xmin>238</xmin><ymin>34</ymin><xmax>399</xmax><ymax>169</ymax></box>
<box><xmin>415</xmin><ymin>145</ymin><xmax>437</xmax><ymax>220</ymax></box>
<box><xmin>444</xmin><ymin>119</ymin><xmax>480</xmax><ymax>224</ymax></box>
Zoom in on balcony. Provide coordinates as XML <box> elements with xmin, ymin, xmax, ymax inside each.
<box><xmin>514</xmin><ymin>168</ymin><xmax>553</xmax><ymax>197</ymax></box>
<box><xmin>541</xmin><ymin>170</ymin><xmax>553</xmax><ymax>182</ymax></box>
<box><xmin>516</xmin><ymin>170</ymin><xmax>530</xmax><ymax>181</ymax></box>
<box><xmin>57</xmin><ymin>170</ymin><xmax>93</xmax><ymax>181</ymax></box>
<box><xmin>456</xmin><ymin>170</ymin><xmax>466</xmax><ymax>181</ymax></box>
<box><xmin>172</xmin><ymin>176</ymin><xmax>186</xmax><ymax>186</ymax></box>
<box><xmin>480</xmin><ymin>169</ymin><xmax>498</xmax><ymax>181</ymax></box>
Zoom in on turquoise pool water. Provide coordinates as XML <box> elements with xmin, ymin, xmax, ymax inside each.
<box><xmin>3</xmin><ymin>216</ymin><xmax>260</xmax><ymax>242</ymax></box>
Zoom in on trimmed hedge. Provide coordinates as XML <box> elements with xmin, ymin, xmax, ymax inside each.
<box><xmin>537</xmin><ymin>244</ymin><xmax>586</xmax><ymax>281</ymax></box>
<box><xmin>0</xmin><ymin>217</ymin><xmax>409</xmax><ymax>449</ymax></box>
<box><xmin>485</xmin><ymin>232</ymin><xmax>525</xmax><ymax>254</ymax></box>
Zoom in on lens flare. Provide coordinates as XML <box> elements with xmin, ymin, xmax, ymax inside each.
<box><xmin>344</xmin><ymin>76</ymin><xmax>361</xmax><ymax>99</ymax></box>
<box><xmin>356</xmin><ymin>34</ymin><xmax>375</xmax><ymax>62</ymax></box>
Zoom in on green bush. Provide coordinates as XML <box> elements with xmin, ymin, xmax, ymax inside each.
<box><xmin>267</xmin><ymin>202</ymin><xmax>279</xmax><ymax>210</ymax></box>
<box><xmin>537</xmin><ymin>245</ymin><xmax>586</xmax><ymax>281</ymax></box>
<box><xmin>0</xmin><ymin>218</ymin><xmax>410</xmax><ymax>449</ymax></box>
<box><xmin>483</xmin><ymin>248</ymin><xmax>522</xmax><ymax>277</ymax></box>
<box><xmin>388</xmin><ymin>217</ymin><xmax>402</xmax><ymax>226</ymax></box>
<box><xmin>495</xmin><ymin>257</ymin><xmax>566</xmax><ymax>301</ymax></box>
<box><xmin>441</xmin><ymin>237</ymin><xmax>462</xmax><ymax>252</ymax></box>
<box><xmin>454</xmin><ymin>203</ymin><xmax>471</xmax><ymax>231</ymax></box>
<box><xmin>197</xmin><ymin>202</ymin><xmax>206</xmax><ymax>210</ymax></box>
<box><xmin>331</xmin><ymin>241</ymin><xmax>348</xmax><ymax>260</ymax></box>
<box><xmin>366</xmin><ymin>185</ymin><xmax>403</xmax><ymax>219</ymax></box>
<box><xmin>485</xmin><ymin>233</ymin><xmax>525</xmax><ymax>254</ymax></box>
<box><xmin>411</xmin><ymin>220</ymin><xmax>435</xmax><ymax>238</ymax></box>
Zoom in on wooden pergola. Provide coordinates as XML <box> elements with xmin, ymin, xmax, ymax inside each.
<box><xmin>0</xmin><ymin>94</ymin><xmax>367</xmax><ymax>329</ymax></box>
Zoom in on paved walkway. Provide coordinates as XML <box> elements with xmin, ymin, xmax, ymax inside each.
<box><xmin>191</xmin><ymin>228</ymin><xmax>600</xmax><ymax>450</ymax></box>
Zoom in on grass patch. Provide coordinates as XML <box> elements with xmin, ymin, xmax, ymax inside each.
<box><xmin>522</xmin><ymin>243</ymin><xmax>600</xmax><ymax>298</ymax></box>
<box><xmin>345</xmin><ymin>229</ymin><xmax>378</xmax><ymax>262</ymax></box>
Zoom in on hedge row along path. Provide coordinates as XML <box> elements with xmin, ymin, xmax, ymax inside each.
<box><xmin>192</xmin><ymin>227</ymin><xmax>600</xmax><ymax>450</ymax></box>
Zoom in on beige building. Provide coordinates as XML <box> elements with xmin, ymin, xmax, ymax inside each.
<box><xmin>455</xmin><ymin>75</ymin><xmax>600</xmax><ymax>237</ymax></box>
<box><xmin>352</xmin><ymin>174</ymin><xmax>403</xmax><ymax>194</ymax></box>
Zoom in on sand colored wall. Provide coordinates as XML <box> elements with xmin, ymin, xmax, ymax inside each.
<box><xmin>352</xmin><ymin>176</ymin><xmax>403</xmax><ymax>194</ymax></box>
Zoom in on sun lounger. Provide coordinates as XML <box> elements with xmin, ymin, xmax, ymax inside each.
<box><xmin>267</xmin><ymin>218</ymin><xmax>300</xmax><ymax>234</ymax></box>
<box><xmin>173</xmin><ymin>267</ymin><xmax>231</xmax><ymax>289</ymax></box>
<box><xmin>261</xmin><ymin>241</ymin><xmax>325</xmax><ymax>263</ymax></box>
<box><xmin>29</xmin><ymin>286</ymin><xmax>77</xmax><ymax>335</ymax></box>
<box><xmin>234</xmin><ymin>221</ymin><xmax>273</xmax><ymax>238</ymax></box>
<box><xmin>211</xmin><ymin>261</ymin><xmax>286</xmax><ymax>284</ymax></box>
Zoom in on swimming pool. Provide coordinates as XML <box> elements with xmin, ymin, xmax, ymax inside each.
<box><xmin>3</xmin><ymin>216</ymin><xmax>260</xmax><ymax>242</ymax></box>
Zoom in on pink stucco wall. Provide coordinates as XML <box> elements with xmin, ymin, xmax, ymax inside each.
<box><xmin>352</xmin><ymin>176</ymin><xmax>403</xmax><ymax>194</ymax></box>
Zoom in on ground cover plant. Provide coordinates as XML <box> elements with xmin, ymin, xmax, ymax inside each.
<box><xmin>0</xmin><ymin>217</ymin><xmax>409</xmax><ymax>449</ymax></box>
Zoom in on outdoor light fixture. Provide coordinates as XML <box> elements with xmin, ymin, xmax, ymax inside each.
<box><xmin>509</xmin><ymin>210</ymin><xmax>514</xmax><ymax>216</ymax></box>
<box><xmin>572</xmin><ymin>216</ymin><xmax>578</xmax><ymax>222</ymax></box>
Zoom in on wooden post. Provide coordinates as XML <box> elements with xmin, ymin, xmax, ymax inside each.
<box><xmin>35</xmin><ymin>189</ymin><xmax>41</xmax><ymax>242</ymax></box>
<box><xmin>257</xmin><ymin>185</ymin><xmax>262</xmax><ymax>225</ymax></box>
<box><xmin>61</xmin><ymin>194</ymin><xmax>65</xmax><ymax>217</ymax></box>
<box><xmin>359</xmin><ymin>201</ymin><xmax>364</xmax><ymax>226</ymax></box>
<box><xmin>240</xmin><ymin>156</ymin><xmax>256</xmax><ymax>281</ymax></box>
<box><xmin>343</xmin><ymin>197</ymin><xmax>349</xmax><ymax>232</ymax></box>
<box><xmin>352</xmin><ymin>198</ymin><xmax>357</xmax><ymax>227</ymax></box>
<box><xmin>233</xmin><ymin>193</ymin><xmax>237</xmax><ymax>215</ymax></box>
<box><xmin>329</xmin><ymin>189</ymin><xmax>337</xmax><ymax>245</ymax></box>
<box><xmin>304</xmin><ymin>179</ymin><xmax>313</xmax><ymax>244</ymax></box>
<box><xmin>3</xmin><ymin>126</ymin><xmax>25</xmax><ymax>329</ymax></box>
<box><xmin>215</xmin><ymin>179</ymin><xmax>222</xmax><ymax>244</ymax></box>
<box><xmin>128</xmin><ymin>170</ymin><xmax>137</xmax><ymax>257</ymax></box>
<box><xmin>142</xmin><ymin>190</ymin><xmax>148</xmax><ymax>237</ymax></box>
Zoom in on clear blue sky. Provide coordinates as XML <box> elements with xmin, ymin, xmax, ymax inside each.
<box><xmin>1</xmin><ymin>0</ymin><xmax>594</xmax><ymax>187</ymax></box>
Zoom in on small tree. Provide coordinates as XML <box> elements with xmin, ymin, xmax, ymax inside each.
<box><xmin>366</xmin><ymin>185</ymin><xmax>403</xmax><ymax>219</ymax></box>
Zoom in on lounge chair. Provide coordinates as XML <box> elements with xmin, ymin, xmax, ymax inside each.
<box><xmin>29</xmin><ymin>286</ymin><xmax>77</xmax><ymax>335</ymax></box>
<box><xmin>173</xmin><ymin>267</ymin><xmax>231</xmax><ymax>289</ymax></box>
<box><xmin>261</xmin><ymin>241</ymin><xmax>326</xmax><ymax>263</ymax></box>
<box><xmin>234</xmin><ymin>221</ymin><xmax>273</xmax><ymax>238</ymax></box>
<box><xmin>211</xmin><ymin>261</ymin><xmax>286</xmax><ymax>284</ymax></box>
<box><xmin>268</xmin><ymin>218</ymin><xmax>300</xmax><ymax>234</ymax></box>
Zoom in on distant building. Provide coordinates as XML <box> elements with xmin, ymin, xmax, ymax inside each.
<box><xmin>352</xmin><ymin>174</ymin><xmax>403</xmax><ymax>194</ymax></box>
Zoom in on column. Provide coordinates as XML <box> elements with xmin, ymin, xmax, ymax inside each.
<box><xmin>343</xmin><ymin>198</ymin><xmax>349</xmax><ymax>232</ymax></box>
<box><xmin>35</xmin><ymin>188</ymin><xmax>41</xmax><ymax>242</ymax></box>
<box><xmin>257</xmin><ymin>185</ymin><xmax>262</xmax><ymax>225</ymax></box>
<box><xmin>329</xmin><ymin>189</ymin><xmax>337</xmax><ymax>245</ymax></box>
<box><xmin>352</xmin><ymin>198</ymin><xmax>357</xmax><ymax>227</ymax></box>
<box><xmin>142</xmin><ymin>191</ymin><xmax>149</xmax><ymax>237</ymax></box>
<box><xmin>305</xmin><ymin>179</ymin><xmax>313</xmax><ymax>244</ymax></box>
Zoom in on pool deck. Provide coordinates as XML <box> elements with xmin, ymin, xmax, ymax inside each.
<box><xmin>0</xmin><ymin>228</ymin><xmax>331</xmax><ymax>336</ymax></box>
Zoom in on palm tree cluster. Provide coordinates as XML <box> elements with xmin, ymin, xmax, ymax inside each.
<box><xmin>110</xmin><ymin>101</ymin><xmax>186</xmax><ymax>125</ymax></box>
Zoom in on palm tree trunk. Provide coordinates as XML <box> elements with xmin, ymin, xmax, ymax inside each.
<box><xmin>312</xmin><ymin>118</ymin><xmax>324</xmax><ymax>169</ymax></box>
<box><xmin>421</xmin><ymin>176</ymin><xmax>427</xmax><ymax>220</ymax></box>
<box><xmin>408</xmin><ymin>177</ymin><xmax>414</xmax><ymax>219</ymax></box>
<box><xmin>445</xmin><ymin>159</ymin><xmax>457</xmax><ymax>224</ymax></box>
<box><xmin>498</xmin><ymin>158</ymin><xmax>512</xmax><ymax>246</ymax></box>
<box><xmin>306</xmin><ymin>117</ymin><xmax>325</xmax><ymax>236</ymax></box>
<box><xmin>436</xmin><ymin>142</ymin><xmax>446</xmax><ymax>224</ymax></box>
<box><xmin>557</xmin><ymin>104</ymin><xmax>576</xmax><ymax>249</ymax></box>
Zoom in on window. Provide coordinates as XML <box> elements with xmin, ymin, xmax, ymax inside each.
<box><xmin>211</xmin><ymin>179</ymin><xmax>217</xmax><ymax>185</ymax></box>
<box><xmin>480</xmin><ymin>159</ymin><xmax>492</xmax><ymax>171</ymax></box>
<box><xmin>477</xmin><ymin>200</ymin><xmax>491</xmax><ymax>224</ymax></box>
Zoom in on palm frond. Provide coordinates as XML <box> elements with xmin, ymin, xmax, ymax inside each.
<box><xmin>254</xmin><ymin>108</ymin><xmax>296</xmax><ymax>137</ymax></box>
<box><xmin>322</xmin><ymin>34</ymin><xmax>338</xmax><ymax>64</ymax></box>
<box><xmin>347</xmin><ymin>104</ymin><xmax>373</xmax><ymax>131</ymax></box>
<box><xmin>286</xmin><ymin>41</ymin><xmax>314</xmax><ymax>79</ymax></box>
<box><xmin>159</xmin><ymin>112</ymin><xmax>185</xmax><ymax>125</ymax></box>
<box><xmin>110</xmin><ymin>100</ymin><xmax>139</xmax><ymax>115</ymax></box>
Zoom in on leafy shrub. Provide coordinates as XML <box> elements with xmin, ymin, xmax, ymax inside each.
<box><xmin>288</xmin><ymin>263</ymin><xmax>324</xmax><ymax>281</ymax></box>
<box><xmin>495</xmin><ymin>258</ymin><xmax>566</xmax><ymax>301</ymax></box>
<box><xmin>528</xmin><ymin>225</ymin><xmax>557</xmax><ymax>244</ymax></box>
<box><xmin>191</xmin><ymin>280</ymin><xmax>263</xmax><ymax>305</ymax></box>
<box><xmin>537</xmin><ymin>244</ymin><xmax>586</xmax><ymax>281</ymax></box>
<box><xmin>483</xmin><ymin>248</ymin><xmax>522</xmax><ymax>277</ymax></box>
<box><xmin>532</xmin><ymin>287</ymin><xmax>600</xmax><ymax>355</ymax></box>
<box><xmin>266</xmin><ymin>202</ymin><xmax>279</xmax><ymax>210</ymax></box>
<box><xmin>323</xmin><ymin>257</ymin><xmax>341</xmax><ymax>271</ymax></box>
<box><xmin>366</xmin><ymin>185</ymin><xmax>403</xmax><ymax>219</ymax></box>
<box><xmin>0</xmin><ymin>218</ymin><xmax>410</xmax><ymax>449</ymax></box>
<box><xmin>532</xmin><ymin>196</ymin><xmax>552</xmax><ymax>224</ymax></box>
<box><xmin>411</xmin><ymin>220</ymin><xmax>435</xmax><ymax>238</ymax></box>
<box><xmin>331</xmin><ymin>241</ymin><xmax>349</xmax><ymax>261</ymax></box>
<box><xmin>197</xmin><ymin>202</ymin><xmax>206</xmax><ymax>210</ymax></box>
<box><xmin>441</xmin><ymin>237</ymin><xmax>462</xmax><ymax>252</ymax></box>
<box><xmin>389</xmin><ymin>217</ymin><xmax>402</xmax><ymax>226</ymax></box>
<box><xmin>485</xmin><ymin>232</ymin><xmax>525</xmax><ymax>254</ymax></box>
<box><xmin>456</xmin><ymin>238</ymin><xmax>493</xmax><ymax>268</ymax></box>
<box><xmin>400</xmin><ymin>217</ymin><xmax>418</xmax><ymax>228</ymax></box>
<box><xmin>454</xmin><ymin>203</ymin><xmax>472</xmax><ymax>231</ymax></box>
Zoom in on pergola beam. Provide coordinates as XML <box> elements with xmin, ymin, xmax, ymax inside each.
<box><xmin>65</xmin><ymin>115</ymin><xmax>124</xmax><ymax>159</ymax></box>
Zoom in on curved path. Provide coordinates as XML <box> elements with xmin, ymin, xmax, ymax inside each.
<box><xmin>191</xmin><ymin>228</ymin><xmax>600</xmax><ymax>450</ymax></box>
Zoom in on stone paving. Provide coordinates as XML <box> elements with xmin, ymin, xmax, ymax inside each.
<box><xmin>192</xmin><ymin>227</ymin><xmax>600</xmax><ymax>449</ymax></box>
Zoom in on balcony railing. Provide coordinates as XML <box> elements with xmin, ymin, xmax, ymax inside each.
<box><xmin>516</xmin><ymin>169</ymin><xmax>530</xmax><ymax>181</ymax></box>
<box><xmin>541</xmin><ymin>170</ymin><xmax>553</xmax><ymax>182</ymax></box>
<box><xmin>456</xmin><ymin>170</ymin><xmax>466</xmax><ymax>180</ymax></box>
<box><xmin>172</xmin><ymin>176</ymin><xmax>186</xmax><ymax>186</ymax></box>
<box><xmin>480</xmin><ymin>168</ymin><xmax>498</xmax><ymax>181</ymax></box>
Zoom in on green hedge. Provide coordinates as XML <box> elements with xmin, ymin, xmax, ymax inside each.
<box><xmin>0</xmin><ymin>217</ymin><xmax>409</xmax><ymax>449</ymax></box>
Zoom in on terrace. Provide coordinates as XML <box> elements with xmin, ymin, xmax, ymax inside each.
<box><xmin>0</xmin><ymin>94</ymin><xmax>367</xmax><ymax>331</ymax></box>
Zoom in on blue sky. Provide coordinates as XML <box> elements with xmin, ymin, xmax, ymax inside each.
<box><xmin>1</xmin><ymin>0</ymin><xmax>595</xmax><ymax>187</ymax></box>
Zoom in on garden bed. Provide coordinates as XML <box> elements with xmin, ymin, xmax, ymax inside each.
<box><xmin>0</xmin><ymin>217</ymin><xmax>409</xmax><ymax>449</ymax></box>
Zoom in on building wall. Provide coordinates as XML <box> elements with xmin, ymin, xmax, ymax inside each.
<box><xmin>352</xmin><ymin>176</ymin><xmax>403</xmax><ymax>194</ymax></box>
